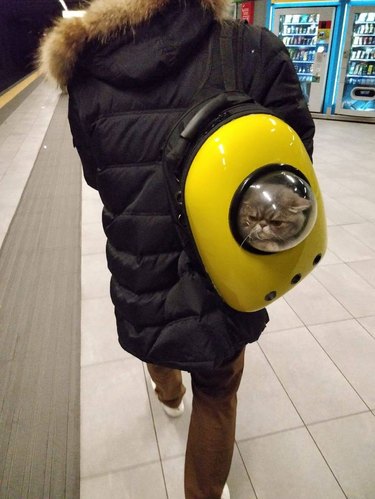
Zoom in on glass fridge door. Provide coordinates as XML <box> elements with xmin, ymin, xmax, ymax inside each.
<box><xmin>273</xmin><ymin>7</ymin><xmax>336</xmax><ymax>112</ymax></box>
<box><xmin>336</xmin><ymin>7</ymin><xmax>375</xmax><ymax>117</ymax></box>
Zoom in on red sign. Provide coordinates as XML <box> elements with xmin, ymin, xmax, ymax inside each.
<box><xmin>241</xmin><ymin>1</ymin><xmax>255</xmax><ymax>25</ymax></box>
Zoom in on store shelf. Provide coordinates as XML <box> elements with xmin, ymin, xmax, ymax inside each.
<box><xmin>346</xmin><ymin>74</ymin><xmax>375</xmax><ymax>79</ymax></box>
<box><xmin>285</xmin><ymin>44</ymin><xmax>317</xmax><ymax>48</ymax></box>
<box><xmin>283</xmin><ymin>22</ymin><xmax>317</xmax><ymax>26</ymax></box>
<box><xmin>282</xmin><ymin>32</ymin><xmax>317</xmax><ymax>35</ymax></box>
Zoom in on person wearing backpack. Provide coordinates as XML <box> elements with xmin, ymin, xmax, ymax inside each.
<box><xmin>39</xmin><ymin>0</ymin><xmax>315</xmax><ymax>497</ymax></box>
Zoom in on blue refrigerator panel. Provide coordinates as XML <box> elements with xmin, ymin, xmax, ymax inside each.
<box><xmin>336</xmin><ymin>7</ymin><xmax>375</xmax><ymax>116</ymax></box>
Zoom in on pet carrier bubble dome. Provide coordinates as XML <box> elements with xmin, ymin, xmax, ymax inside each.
<box><xmin>229</xmin><ymin>168</ymin><xmax>318</xmax><ymax>253</ymax></box>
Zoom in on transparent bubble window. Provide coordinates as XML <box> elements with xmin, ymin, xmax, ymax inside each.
<box><xmin>230</xmin><ymin>168</ymin><xmax>317</xmax><ymax>253</ymax></box>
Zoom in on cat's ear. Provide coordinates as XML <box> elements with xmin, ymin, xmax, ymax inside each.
<box><xmin>288</xmin><ymin>197</ymin><xmax>311</xmax><ymax>213</ymax></box>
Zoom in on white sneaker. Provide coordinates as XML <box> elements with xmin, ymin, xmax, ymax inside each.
<box><xmin>150</xmin><ymin>379</ymin><xmax>185</xmax><ymax>418</ymax></box>
<box><xmin>221</xmin><ymin>483</ymin><xmax>230</xmax><ymax>499</ymax></box>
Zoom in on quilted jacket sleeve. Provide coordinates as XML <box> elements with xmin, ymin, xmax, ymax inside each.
<box><xmin>243</xmin><ymin>25</ymin><xmax>315</xmax><ymax>159</ymax></box>
<box><xmin>67</xmin><ymin>91</ymin><xmax>99</xmax><ymax>190</ymax></box>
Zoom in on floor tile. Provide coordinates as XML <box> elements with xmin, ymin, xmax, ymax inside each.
<box><xmin>161</xmin><ymin>455</ymin><xmax>185</xmax><ymax>499</ymax></box>
<box><xmin>82</xmin><ymin>222</ymin><xmax>107</xmax><ymax>255</ymax></box>
<box><xmin>162</xmin><ymin>445</ymin><xmax>256</xmax><ymax>499</ymax></box>
<box><xmin>82</xmin><ymin>198</ymin><xmax>103</xmax><ymax>225</ymax></box>
<box><xmin>229</xmin><ymin>444</ymin><xmax>258</xmax><ymax>499</ymax></box>
<box><xmin>237</xmin><ymin>344</ymin><xmax>303</xmax><ymax>440</ymax></box>
<box><xmin>81</xmin><ymin>358</ymin><xmax>159</xmax><ymax>477</ymax></box>
<box><xmin>323</xmin><ymin>196</ymin><xmax>365</xmax><ymax>226</ymax></box>
<box><xmin>81</xmin><ymin>252</ymin><xmax>110</xmax><ymax>299</ymax></box>
<box><xmin>264</xmin><ymin>298</ymin><xmax>303</xmax><ymax>332</ymax></box>
<box><xmin>339</xmin><ymin>196</ymin><xmax>375</xmax><ymax>222</ymax></box>
<box><xmin>0</xmin><ymin>183</ymin><xmax>25</xmax><ymax>208</ymax></box>
<box><xmin>309</xmin><ymin>319</ymin><xmax>375</xmax><ymax>409</ymax></box>
<box><xmin>309</xmin><ymin>412</ymin><xmax>375</xmax><ymax>499</ymax></box>
<box><xmin>284</xmin><ymin>275</ymin><xmax>351</xmax><ymax>325</ymax></box>
<box><xmin>238</xmin><ymin>427</ymin><xmax>345</xmax><ymax>499</ymax></box>
<box><xmin>0</xmin><ymin>83</ymin><xmax>59</xmax><ymax>240</ymax></box>
<box><xmin>313</xmin><ymin>264</ymin><xmax>375</xmax><ymax>317</ymax></box>
<box><xmin>343</xmin><ymin>222</ymin><xmax>375</xmax><ymax>250</ymax></box>
<box><xmin>0</xmin><ymin>160</ymin><xmax>8</xmax><ymax>179</ymax></box>
<box><xmin>81</xmin><ymin>296</ymin><xmax>129</xmax><ymax>366</ymax></box>
<box><xmin>337</xmin><ymin>178</ymin><xmax>375</xmax><ymax>203</ymax></box>
<box><xmin>349</xmin><ymin>259</ymin><xmax>375</xmax><ymax>288</ymax></box>
<box><xmin>82</xmin><ymin>181</ymin><xmax>100</xmax><ymax>200</ymax></box>
<box><xmin>327</xmin><ymin>226</ymin><xmax>375</xmax><ymax>262</ymax></box>
<box><xmin>357</xmin><ymin>316</ymin><xmax>375</xmax><ymax>338</ymax></box>
<box><xmin>317</xmin><ymin>177</ymin><xmax>353</xmax><ymax>199</ymax></box>
<box><xmin>0</xmin><ymin>229</ymin><xmax>6</xmax><ymax>248</ymax></box>
<box><xmin>259</xmin><ymin>327</ymin><xmax>367</xmax><ymax>423</ymax></box>
<box><xmin>147</xmin><ymin>370</ymin><xmax>192</xmax><ymax>460</ymax></box>
<box><xmin>319</xmin><ymin>249</ymin><xmax>341</xmax><ymax>265</ymax></box>
<box><xmin>0</xmin><ymin>205</ymin><xmax>17</xmax><ymax>235</ymax></box>
<box><xmin>0</xmin><ymin>169</ymin><xmax>31</xmax><ymax>193</ymax></box>
<box><xmin>81</xmin><ymin>462</ymin><xmax>167</xmax><ymax>499</ymax></box>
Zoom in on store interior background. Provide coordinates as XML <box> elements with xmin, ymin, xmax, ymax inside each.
<box><xmin>2</xmin><ymin>0</ymin><xmax>374</xmax><ymax>121</ymax></box>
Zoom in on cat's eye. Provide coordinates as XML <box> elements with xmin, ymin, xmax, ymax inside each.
<box><xmin>270</xmin><ymin>220</ymin><xmax>283</xmax><ymax>227</ymax></box>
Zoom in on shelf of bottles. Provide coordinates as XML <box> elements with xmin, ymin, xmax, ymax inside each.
<box><xmin>346</xmin><ymin>12</ymin><xmax>375</xmax><ymax>85</ymax></box>
<box><xmin>279</xmin><ymin>14</ymin><xmax>319</xmax><ymax>83</ymax></box>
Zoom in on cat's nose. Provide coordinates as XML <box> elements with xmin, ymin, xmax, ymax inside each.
<box><xmin>259</xmin><ymin>221</ymin><xmax>267</xmax><ymax>228</ymax></box>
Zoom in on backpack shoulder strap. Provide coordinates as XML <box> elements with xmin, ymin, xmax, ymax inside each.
<box><xmin>219</xmin><ymin>20</ymin><xmax>246</xmax><ymax>93</ymax></box>
<box><xmin>193</xmin><ymin>20</ymin><xmax>246</xmax><ymax>100</ymax></box>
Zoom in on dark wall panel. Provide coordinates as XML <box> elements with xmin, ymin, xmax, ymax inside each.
<box><xmin>0</xmin><ymin>0</ymin><xmax>81</xmax><ymax>93</ymax></box>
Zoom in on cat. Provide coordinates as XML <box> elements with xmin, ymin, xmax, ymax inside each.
<box><xmin>237</xmin><ymin>183</ymin><xmax>312</xmax><ymax>252</ymax></box>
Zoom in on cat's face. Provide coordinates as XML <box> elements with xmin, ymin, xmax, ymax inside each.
<box><xmin>237</xmin><ymin>184</ymin><xmax>312</xmax><ymax>252</ymax></box>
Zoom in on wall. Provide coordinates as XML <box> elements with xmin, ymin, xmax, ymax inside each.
<box><xmin>0</xmin><ymin>1</ymin><xmax>80</xmax><ymax>93</ymax></box>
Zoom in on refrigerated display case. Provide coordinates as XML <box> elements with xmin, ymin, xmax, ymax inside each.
<box><xmin>272</xmin><ymin>7</ymin><xmax>336</xmax><ymax>112</ymax></box>
<box><xmin>335</xmin><ymin>7</ymin><xmax>375</xmax><ymax>116</ymax></box>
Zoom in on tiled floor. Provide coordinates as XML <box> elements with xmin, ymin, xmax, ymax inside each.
<box><xmin>0</xmin><ymin>81</ymin><xmax>60</xmax><ymax>246</ymax></box>
<box><xmin>1</xmin><ymin>84</ymin><xmax>375</xmax><ymax>498</ymax></box>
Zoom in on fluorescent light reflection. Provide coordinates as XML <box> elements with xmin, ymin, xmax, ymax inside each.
<box><xmin>58</xmin><ymin>0</ymin><xmax>69</xmax><ymax>10</ymax></box>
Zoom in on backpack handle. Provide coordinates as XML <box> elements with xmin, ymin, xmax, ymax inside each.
<box><xmin>181</xmin><ymin>92</ymin><xmax>252</xmax><ymax>141</ymax></box>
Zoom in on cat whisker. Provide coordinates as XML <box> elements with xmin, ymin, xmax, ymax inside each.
<box><xmin>240</xmin><ymin>234</ymin><xmax>251</xmax><ymax>248</ymax></box>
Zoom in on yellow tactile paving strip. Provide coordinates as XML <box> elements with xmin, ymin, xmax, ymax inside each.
<box><xmin>0</xmin><ymin>71</ymin><xmax>40</xmax><ymax>109</ymax></box>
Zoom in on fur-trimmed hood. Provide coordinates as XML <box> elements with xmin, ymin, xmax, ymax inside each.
<box><xmin>38</xmin><ymin>0</ymin><xmax>231</xmax><ymax>88</ymax></box>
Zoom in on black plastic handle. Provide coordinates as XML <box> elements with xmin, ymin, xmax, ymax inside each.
<box><xmin>180</xmin><ymin>92</ymin><xmax>253</xmax><ymax>141</ymax></box>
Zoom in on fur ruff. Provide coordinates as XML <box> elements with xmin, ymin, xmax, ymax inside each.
<box><xmin>38</xmin><ymin>0</ymin><xmax>230</xmax><ymax>88</ymax></box>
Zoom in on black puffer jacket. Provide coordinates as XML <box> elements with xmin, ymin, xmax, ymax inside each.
<box><xmin>40</xmin><ymin>0</ymin><xmax>314</xmax><ymax>369</ymax></box>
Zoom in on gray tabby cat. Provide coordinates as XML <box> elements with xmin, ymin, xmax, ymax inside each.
<box><xmin>237</xmin><ymin>184</ymin><xmax>312</xmax><ymax>252</ymax></box>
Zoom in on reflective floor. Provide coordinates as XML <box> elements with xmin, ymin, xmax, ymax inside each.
<box><xmin>1</xmin><ymin>81</ymin><xmax>375</xmax><ymax>498</ymax></box>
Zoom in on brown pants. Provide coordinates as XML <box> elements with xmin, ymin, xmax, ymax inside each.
<box><xmin>147</xmin><ymin>348</ymin><xmax>245</xmax><ymax>499</ymax></box>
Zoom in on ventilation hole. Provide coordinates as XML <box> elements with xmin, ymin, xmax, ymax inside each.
<box><xmin>265</xmin><ymin>291</ymin><xmax>277</xmax><ymax>302</ymax></box>
<box><xmin>313</xmin><ymin>253</ymin><xmax>322</xmax><ymax>266</ymax></box>
<box><xmin>177</xmin><ymin>213</ymin><xmax>186</xmax><ymax>226</ymax></box>
<box><xmin>175</xmin><ymin>191</ymin><xmax>183</xmax><ymax>205</ymax></box>
<box><xmin>291</xmin><ymin>273</ymin><xmax>302</xmax><ymax>285</ymax></box>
